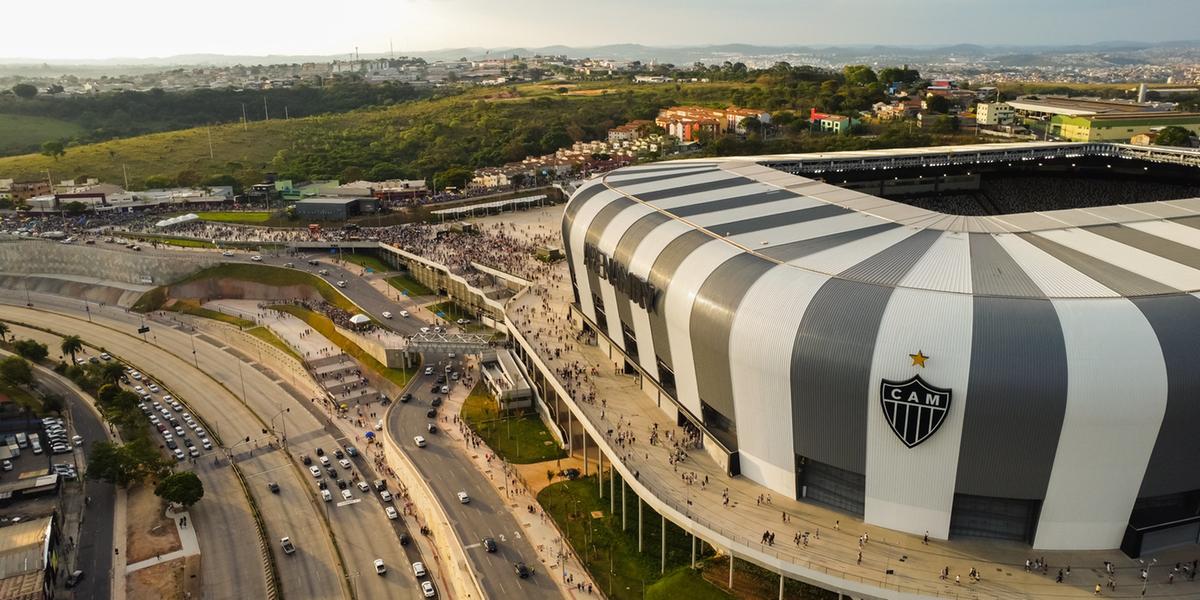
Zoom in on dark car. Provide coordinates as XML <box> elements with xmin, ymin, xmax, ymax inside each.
<box><xmin>561</xmin><ymin>468</ymin><xmax>580</xmax><ymax>480</ymax></box>
<box><xmin>65</xmin><ymin>570</ymin><xmax>84</xmax><ymax>588</ymax></box>
<box><xmin>337</xmin><ymin>479</ymin><xmax>348</xmax><ymax>489</ymax></box>
<box><xmin>268</xmin><ymin>482</ymin><xmax>280</xmax><ymax>493</ymax></box>
<box><xmin>429</xmin><ymin>384</ymin><xmax>440</xmax><ymax>394</ymax></box>
<box><xmin>427</xmin><ymin>423</ymin><xmax>437</xmax><ymax>434</ymax></box>
<box><xmin>430</xmin><ymin>397</ymin><xmax>442</xmax><ymax>407</ymax></box>
<box><xmin>318</xmin><ymin>479</ymin><xmax>328</xmax><ymax>490</ymax></box>
<box><xmin>482</xmin><ymin>537</ymin><xmax>497</xmax><ymax>553</ymax></box>
<box><xmin>315</xmin><ymin>447</ymin><xmax>325</xmax><ymax>456</ymax></box>
<box><xmin>399</xmin><ymin>532</ymin><xmax>410</xmax><ymax>546</ymax></box>
<box><xmin>301</xmin><ymin>454</ymin><xmax>312</xmax><ymax>465</ymax></box>
<box><xmin>514</xmin><ymin>562</ymin><xmax>531</xmax><ymax>578</ymax></box>
<box><xmin>326</xmin><ymin>467</ymin><xmax>337</xmax><ymax>478</ymax></box>
<box><xmin>426</xmin><ymin>408</ymin><xmax>437</xmax><ymax>419</ymax></box>
<box><xmin>334</xmin><ymin>449</ymin><xmax>344</xmax><ymax>459</ymax></box>
<box><xmin>435</xmin><ymin>375</ymin><xmax>446</xmax><ymax>384</ymax></box>
<box><xmin>308</xmin><ymin>259</ymin><xmax>319</xmax><ymax>265</ymax></box>
<box><xmin>373</xmin><ymin>479</ymin><xmax>387</xmax><ymax>491</ymax></box>
<box><xmin>344</xmin><ymin>445</ymin><xmax>358</xmax><ymax>457</ymax></box>
<box><xmin>400</xmin><ymin>393</ymin><xmax>413</xmax><ymax>403</ymax></box>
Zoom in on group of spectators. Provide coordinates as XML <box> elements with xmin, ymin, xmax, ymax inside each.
<box><xmin>892</xmin><ymin>175</ymin><xmax>1200</xmax><ymax>216</ymax></box>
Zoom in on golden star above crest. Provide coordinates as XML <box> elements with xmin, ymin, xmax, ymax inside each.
<box><xmin>909</xmin><ymin>350</ymin><xmax>929</xmax><ymax>368</ymax></box>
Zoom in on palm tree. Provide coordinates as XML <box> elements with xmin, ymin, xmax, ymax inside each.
<box><xmin>0</xmin><ymin>322</ymin><xmax>8</xmax><ymax>343</ymax></box>
<box><xmin>60</xmin><ymin>335</ymin><xmax>83</xmax><ymax>365</ymax></box>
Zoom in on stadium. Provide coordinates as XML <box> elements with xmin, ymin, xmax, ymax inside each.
<box><xmin>562</xmin><ymin>142</ymin><xmax>1200</xmax><ymax>557</ymax></box>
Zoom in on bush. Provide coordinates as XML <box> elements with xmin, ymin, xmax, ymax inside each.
<box><xmin>12</xmin><ymin>339</ymin><xmax>47</xmax><ymax>362</ymax></box>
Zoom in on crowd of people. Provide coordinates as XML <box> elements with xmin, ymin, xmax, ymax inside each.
<box><xmin>890</xmin><ymin>175</ymin><xmax>1200</xmax><ymax>217</ymax></box>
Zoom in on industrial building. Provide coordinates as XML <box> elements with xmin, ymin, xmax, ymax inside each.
<box><xmin>292</xmin><ymin>197</ymin><xmax>379</xmax><ymax>221</ymax></box>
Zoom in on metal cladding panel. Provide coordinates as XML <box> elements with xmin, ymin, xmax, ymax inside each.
<box><xmin>563</xmin><ymin>180</ymin><xmax>610</xmax><ymax>287</ymax></box>
<box><xmin>602</xmin><ymin>165</ymin><xmax>719</xmax><ymax>187</ymax></box>
<box><xmin>613</xmin><ymin>212</ymin><xmax>673</xmax><ymax>266</ymax></box>
<box><xmin>605</xmin><ymin>162</ymin><xmax>718</xmax><ymax>177</ymax></box>
<box><xmin>582</xmin><ymin>198</ymin><xmax>636</xmax><ymax>331</ymax></box>
<box><xmin>864</xmin><ymin>288</ymin><xmax>973</xmax><ymax>539</ymax></box>
<box><xmin>567</xmin><ymin>188</ymin><xmax>625</xmax><ymax>322</ymax></box>
<box><xmin>687</xmin><ymin>198</ymin><xmax>815</xmax><ymax>230</ymax></box>
<box><xmin>719</xmin><ymin>204</ymin><xmax>852</xmax><ymax>243</ymax></box>
<box><xmin>955</xmin><ymin>296</ymin><xmax>1067</xmax><ymax>499</ymax></box>
<box><xmin>792</xmin><ymin>279</ymin><xmax>894</xmax><ymax>473</ymax></box>
<box><xmin>1086</xmin><ymin>224</ymin><xmax>1200</xmax><ymax>270</ymax></box>
<box><xmin>839</xmin><ymin>228</ymin><xmax>943</xmax><ymax>286</ymax></box>
<box><xmin>1034</xmin><ymin>298</ymin><xmax>1169</xmax><ymax>550</ymax></box>
<box><xmin>599</xmin><ymin>278</ymin><xmax>625</xmax><ymax>350</ymax></box>
<box><xmin>897</xmin><ymin>232</ymin><xmax>973</xmax><ymax>294</ymax></box>
<box><xmin>968</xmin><ymin>233</ymin><xmax>1045</xmax><ymax>298</ymax></box>
<box><xmin>663</xmin><ymin>240</ymin><xmax>744</xmax><ymax>419</ymax></box>
<box><xmin>613</xmin><ymin>168</ymin><xmax>734</xmax><ymax>196</ymax></box>
<box><xmin>991</xmin><ymin>234</ymin><xmax>1119</xmax><ymax>298</ymax></box>
<box><xmin>1035</xmin><ymin>228</ymin><xmax>1200</xmax><ymax>292</ymax></box>
<box><xmin>787</xmin><ymin>225</ymin><xmax>917</xmax><ymax>274</ymax></box>
<box><xmin>598</xmin><ymin>203</ymin><xmax>658</xmax><ymax>349</ymax></box>
<box><xmin>667</xmin><ymin>188</ymin><xmax>797</xmax><ymax>217</ymax></box>
<box><xmin>1174</xmin><ymin>215</ymin><xmax>1200</xmax><ymax>230</ymax></box>
<box><xmin>614</xmin><ymin>212</ymin><xmax>677</xmax><ymax>377</ymax></box>
<box><xmin>731</xmin><ymin>266</ymin><xmax>831</xmax><ymax>497</ymax></box>
<box><xmin>1018</xmin><ymin>232</ymin><xmax>1179</xmax><ymax>297</ymax></box>
<box><xmin>1124</xmin><ymin>219</ymin><xmax>1200</xmax><ymax>250</ymax></box>
<box><xmin>762</xmin><ymin>223</ymin><xmax>902</xmax><ymax>264</ymax></box>
<box><xmin>632</xmin><ymin>177</ymin><xmax>754</xmax><ymax>203</ymax></box>
<box><xmin>646</xmin><ymin>230</ymin><xmax>713</xmax><ymax>373</ymax></box>
<box><xmin>690</xmin><ymin>253</ymin><xmax>776</xmax><ymax>431</ymax></box>
<box><xmin>1130</xmin><ymin>293</ymin><xmax>1200</xmax><ymax>498</ymax></box>
<box><xmin>649</xmin><ymin>183</ymin><xmax>763</xmax><ymax>211</ymax></box>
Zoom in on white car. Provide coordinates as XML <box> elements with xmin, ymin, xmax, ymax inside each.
<box><xmin>340</xmin><ymin>489</ymin><xmax>353</xmax><ymax>500</ymax></box>
<box><xmin>320</xmin><ymin>455</ymin><xmax>331</xmax><ymax>466</ymax></box>
<box><xmin>250</xmin><ymin>255</ymin><xmax>262</xmax><ymax>261</ymax></box>
<box><xmin>357</xmin><ymin>481</ymin><xmax>370</xmax><ymax>492</ymax></box>
<box><xmin>424</xmin><ymin>366</ymin><xmax>434</xmax><ymax>376</ymax></box>
<box><xmin>420</xmin><ymin>327</ymin><xmax>430</xmax><ymax>334</ymax></box>
<box><xmin>338</xmin><ymin>458</ymin><xmax>351</xmax><ymax>469</ymax></box>
<box><xmin>382</xmin><ymin>311</ymin><xmax>392</xmax><ymax>319</ymax></box>
<box><xmin>380</xmin><ymin>490</ymin><xmax>393</xmax><ymax>502</ymax></box>
<box><xmin>201</xmin><ymin>438</ymin><xmax>212</xmax><ymax>450</ymax></box>
<box><xmin>457</xmin><ymin>491</ymin><xmax>470</xmax><ymax>504</ymax></box>
<box><xmin>309</xmin><ymin>465</ymin><xmax>322</xmax><ymax>478</ymax></box>
<box><xmin>374</xmin><ymin>559</ymin><xmax>387</xmax><ymax>575</ymax></box>
<box><xmin>413</xmin><ymin>436</ymin><xmax>426</xmax><ymax>448</ymax></box>
<box><xmin>222</xmin><ymin>251</ymin><xmax>234</xmax><ymax>257</ymax></box>
<box><xmin>99</xmin><ymin>353</ymin><xmax>111</xmax><ymax>360</ymax></box>
<box><xmin>322</xmin><ymin>489</ymin><xmax>333</xmax><ymax>502</ymax></box>
<box><xmin>148</xmin><ymin>384</ymin><xmax>160</xmax><ymax>393</ymax></box>
<box><xmin>336</xmin><ymin>280</ymin><xmax>347</xmax><ymax>288</ymax></box>
<box><xmin>385</xmin><ymin>506</ymin><xmax>399</xmax><ymax>520</ymax></box>
<box><xmin>421</xmin><ymin>581</ymin><xmax>436</xmax><ymax>597</ymax></box>
<box><xmin>412</xmin><ymin>562</ymin><xmax>426</xmax><ymax>577</ymax></box>
<box><xmin>400</xmin><ymin>310</ymin><xmax>410</xmax><ymax>318</ymax></box>
<box><xmin>173</xmin><ymin>448</ymin><xmax>186</xmax><ymax>460</ymax></box>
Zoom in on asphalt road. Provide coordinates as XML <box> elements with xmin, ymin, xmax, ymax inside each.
<box><xmin>0</xmin><ymin>290</ymin><xmax>429</xmax><ymax>599</ymax></box>
<box><xmin>28</xmin><ymin>359</ymin><xmax>113</xmax><ymax>600</ymax></box>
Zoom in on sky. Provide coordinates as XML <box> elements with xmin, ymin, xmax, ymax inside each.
<box><xmin>2</xmin><ymin>0</ymin><xmax>1199</xmax><ymax>60</ymax></box>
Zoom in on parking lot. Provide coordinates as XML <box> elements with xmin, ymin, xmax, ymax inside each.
<box><xmin>122</xmin><ymin>368</ymin><xmax>213</xmax><ymax>463</ymax></box>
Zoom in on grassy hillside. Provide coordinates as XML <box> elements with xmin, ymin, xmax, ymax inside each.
<box><xmin>0</xmin><ymin>113</ymin><xmax>84</xmax><ymax>155</ymax></box>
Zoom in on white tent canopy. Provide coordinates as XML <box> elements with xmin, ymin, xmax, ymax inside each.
<box><xmin>431</xmin><ymin>195</ymin><xmax>546</xmax><ymax>216</ymax></box>
<box><xmin>349</xmin><ymin>314</ymin><xmax>371</xmax><ymax>325</ymax></box>
<box><xmin>154</xmin><ymin>213</ymin><xmax>199</xmax><ymax>228</ymax></box>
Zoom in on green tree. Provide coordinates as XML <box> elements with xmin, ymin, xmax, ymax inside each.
<box><xmin>433</xmin><ymin>166</ymin><xmax>473</xmax><ymax>190</ymax></box>
<box><xmin>155</xmin><ymin>471</ymin><xmax>205</xmax><ymax>507</ymax></box>
<box><xmin>41</xmin><ymin>393</ymin><xmax>64</xmax><ymax>414</ymax></box>
<box><xmin>12</xmin><ymin>339</ymin><xmax>48</xmax><ymax>362</ymax></box>
<box><xmin>0</xmin><ymin>356</ymin><xmax>33</xmax><ymax>387</ymax></box>
<box><xmin>1154</xmin><ymin>126</ymin><xmax>1193</xmax><ymax>147</ymax></box>
<box><xmin>142</xmin><ymin>175</ymin><xmax>172</xmax><ymax>189</ymax></box>
<box><xmin>0</xmin><ymin>322</ymin><xmax>9</xmax><ymax>342</ymax></box>
<box><xmin>86</xmin><ymin>441</ymin><xmax>140</xmax><ymax>487</ymax></box>
<box><xmin>97</xmin><ymin>362</ymin><xmax>125</xmax><ymax>384</ymax></box>
<box><xmin>843</xmin><ymin>65</ymin><xmax>878</xmax><ymax>86</ymax></box>
<box><xmin>60</xmin><ymin>335</ymin><xmax>83</xmax><ymax>364</ymax></box>
<box><xmin>926</xmin><ymin>95</ymin><xmax>951</xmax><ymax>114</ymax></box>
<box><xmin>62</xmin><ymin>201</ymin><xmax>87</xmax><ymax>216</ymax></box>
<box><xmin>11</xmin><ymin>83</ymin><xmax>37</xmax><ymax>99</ymax></box>
<box><xmin>40</xmin><ymin>140</ymin><xmax>65</xmax><ymax>160</ymax></box>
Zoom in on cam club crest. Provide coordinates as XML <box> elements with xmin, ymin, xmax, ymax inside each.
<box><xmin>880</xmin><ymin>374</ymin><xmax>952</xmax><ymax>448</ymax></box>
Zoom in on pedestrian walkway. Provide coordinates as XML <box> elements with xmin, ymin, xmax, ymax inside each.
<box><xmin>124</xmin><ymin>508</ymin><xmax>199</xmax><ymax>574</ymax></box>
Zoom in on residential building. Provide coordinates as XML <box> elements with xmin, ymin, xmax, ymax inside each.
<box><xmin>976</xmin><ymin>102</ymin><xmax>1015</xmax><ymax>125</ymax></box>
<box><xmin>607</xmin><ymin>120</ymin><xmax>654</xmax><ymax>144</ymax></box>
<box><xmin>6</xmin><ymin>182</ymin><xmax>50</xmax><ymax>202</ymax></box>
<box><xmin>655</xmin><ymin>106</ymin><xmax>770</xmax><ymax>142</ymax></box>
<box><xmin>0</xmin><ymin>516</ymin><xmax>60</xmax><ymax>600</ymax></box>
<box><xmin>810</xmin><ymin>108</ymin><xmax>859</xmax><ymax>135</ymax></box>
<box><xmin>873</xmin><ymin>99</ymin><xmax>922</xmax><ymax>120</ymax></box>
<box><xmin>1051</xmin><ymin>112</ymin><xmax>1200</xmax><ymax>142</ymax></box>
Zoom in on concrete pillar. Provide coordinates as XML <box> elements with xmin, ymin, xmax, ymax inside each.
<box><xmin>638</xmin><ymin>497</ymin><xmax>643</xmax><ymax>553</ymax></box>
<box><xmin>778</xmin><ymin>573</ymin><xmax>784</xmax><ymax>600</ymax></box>
<box><xmin>598</xmin><ymin>448</ymin><xmax>603</xmax><ymax>498</ymax></box>
<box><xmin>661</xmin><ymin>513</ymin><xmax>666</xmax><ymax>574</ymax></box>
<box><xmin>728</xmin><ymin>553</ymin><xmax>734</xmax><ymax>589</ymax></box>
<box><xmin>622</xmin><ymin>478</ymin><xmax>627</xmax><ymax>531</ymax></box>
<box><xmin>567</xmin><ymin>410</ymin><xmax>574</xmax><ymax>454</ymax></box>
<box><xmin>691</xmin><ymin>534</ymin><xmax>696</xmax><ymax>568</ymax></box>
<box><xmin>582</xmin><ymin>431</ymin><xmax>588</xmax><ymax>476</ymax></box>
<box><xmin>609</xmin><ymin>465</ymin><xmax>615</xmax><ymax>514</ymax></box>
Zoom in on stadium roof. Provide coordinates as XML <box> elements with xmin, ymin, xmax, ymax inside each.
<box><xmin>581</xmin><ymin>142</ymin><xmax>1200</xmax><ymax>300</ymax></box>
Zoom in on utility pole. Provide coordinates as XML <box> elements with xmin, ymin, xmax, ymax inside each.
<box><xmin>241</xmin><ymin>103</ymin><xmax>248</xmax><ymax>130</ymax></box>
<box><xmin>206</xmin><ymin>127</ymin><xmax>214</xmax><ymax>159</ymax></box>
<box><xmin>263</xmin><ymin>96</ymin><xmax>269</xmax><ymax>121</ymax></box>
<box><xmin>284</xmin><ymin>106</ymin><xmax>289</xmax><ymax>120</ymax></box>
<box><xmin>122</xmin><ymin>164</ymin><xmax>129</xmax><ymax>190</ymax></box>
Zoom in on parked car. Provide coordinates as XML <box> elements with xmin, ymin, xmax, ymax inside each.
<box><xmin>374</xmin><ymin>559</ymin><xmax>387</xmax><ymax>575</ymax></box>
<box><xmin>281</xmin><ymin>537</ymin><xmax>295</xmax><ymax>554</ymax></box>
<box><xmin>421</xmin><ymin>581</ymin><xmax>436</xmax><ymax>597</ymax></box>
<box><xmin>385</xmin><ymin>506</ymin><xmax>399</xmax><ymax>520</ymax></box>
<box><xmin>412</xmin><ymin>562</ymin><xmax>426</xmax><ymax>577</ymax></box>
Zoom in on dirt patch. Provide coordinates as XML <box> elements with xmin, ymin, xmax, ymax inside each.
<box><xmin>515</xmin><ymin>456</ymin><xmax>589</xmax><ymax>495</ymax></box>
<box><xmin>566</xmin><ymin>89</ymin><xmax>614</xmax><ymax>96</ymax></box>
<box><xmin>125</xmin><ymin>483</ymin><xmax>180</xmax><ymax>563</ymax></box>
<box><xmin>127</xmin><ymin>554</ymin><xmax>201</xmax><ymax>600</ymax></box>
<box><xmin>169</xmin><ymin>280</ymin><xmax>323</xmax><ymax>305</ymax></box>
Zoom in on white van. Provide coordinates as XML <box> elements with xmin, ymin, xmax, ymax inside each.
<box><xmin>15</xmin><ymin>433</ymin><xmax>28</xmax><ymax>448</ymax></box>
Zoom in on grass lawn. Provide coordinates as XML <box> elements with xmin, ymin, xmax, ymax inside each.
<box><xmin>337</xmin><ymin>252</ymin><xmax>393</xmax><ymax>273</ymax></box>
<box><xmin>269</xmin><ymin>304</ymin><xmax>413</xmax><ymax>388</ymax></box>
<box><xmin>195</xmin><ymin>211</ymin><xmax>275</xmax><ymax>224</ymax></box>
<box><xmin>426</xmin><ymin>301</ymin><xmax>491</xmax><ymax>332</ymax></box>
<box><xmin>386</xmin><ymin>273</ymin><xmax>434</xmax><ymax>297</ymax></box>
<box><xmin>176</xmin><ymin>263</ymin><xmax>359</xmax><ymax>313</ymax></box>
<box><xmin>246</xmin><ymin>327</ymin><xmax>302</xmax><ymax>361</ymax></box>
<box><xmin>538</xmin><ymin>476</ymin><xmax>724</xmax><ymax>600</ymax></box>
<box><xmin>167</xmin><ymin>299</ymin><xmax>256</xmax><ymax>328</ymax></box>
<box><xmin>0</xmin><ymin>380</ymin><xmax>45</xmax><ymax>415</ymax></box>
<box><xmin>460</xmin><ymin>382</ymin><xmax>564</xmax><ymax>463</ymax></box>
<box><xmin>0</xmin><ymin>113</ymin><xmax>84</xmax><ymax>156</ymax></box>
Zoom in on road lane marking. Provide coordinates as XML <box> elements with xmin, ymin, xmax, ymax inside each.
<box><xmin>336</xmin><ymin>498</ymin><xmax>362</xmax><ymax>507</ymax></box>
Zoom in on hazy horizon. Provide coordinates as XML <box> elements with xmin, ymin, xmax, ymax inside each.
<box><xmin>3</xmin><ymin>0</ymin><xmax>1199</xmax><ymax>61</ymax></box>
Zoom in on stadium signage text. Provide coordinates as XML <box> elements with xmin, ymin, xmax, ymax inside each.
<box><xmin>583</xmin><ymin>242</ymin><xmax>660</xmax><ymax>313</ymax></box>
<box><xmin>880</xmin><ymin>375</ymin><xmax>952</xmax><ymax>448</ymax></box>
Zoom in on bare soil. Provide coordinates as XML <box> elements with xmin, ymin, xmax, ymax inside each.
<box><xmin>125</xmin><ymin>483</ymin><xmax>180</xmax><ymax>563</ymax></box>
<box><xmin>126</xmin><ymin>554</ymin><xmax>201</xmax><ymax>600</ymax></box>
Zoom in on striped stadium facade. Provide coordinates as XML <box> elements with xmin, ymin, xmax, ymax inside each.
<box><xmin>562</xmin><ymin>142</ymin><xmax>1200</xmax><ymax>554</ymax></box>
